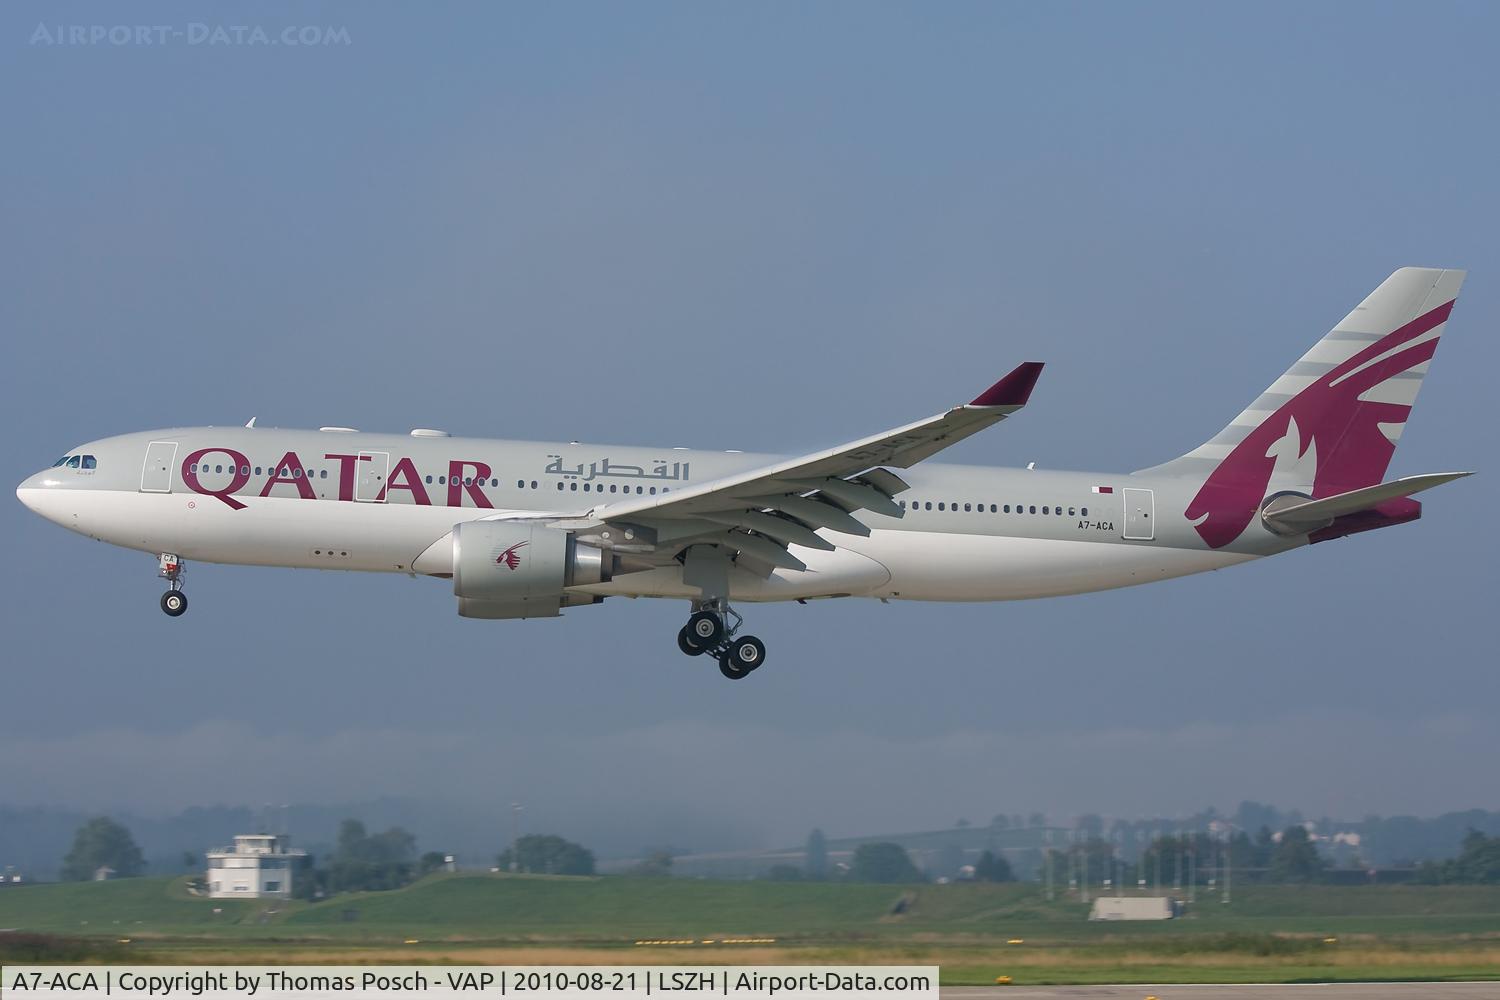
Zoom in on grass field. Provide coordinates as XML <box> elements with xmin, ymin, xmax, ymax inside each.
<box><xmin>2</xmin><ymin>874</ymin><xmax>1498</xmax><ymax>985</ymax></box>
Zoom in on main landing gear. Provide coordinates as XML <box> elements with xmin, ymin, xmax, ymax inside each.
<box><xmin>158</xmin><ymin>553</ymin><xmax>188</xmax><ymax>617</ymax></box>
<box><xmin>676</xmin><ymin>600</ymin><xmax>767</xmax><ymax>680</ymax></box>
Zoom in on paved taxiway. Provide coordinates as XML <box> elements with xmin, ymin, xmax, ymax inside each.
<box><xmin>943</xmin><ymin>985</ymin><xmax>1499</xmax><ymax>999</ymax></box>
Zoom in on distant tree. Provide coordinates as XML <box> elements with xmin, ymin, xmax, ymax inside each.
<box><xmin>419</xmin><ymin>851</ymin><xmax>448</xmax><ymax>875</ymax></box>
<box><xmin>990</xmin><ymin>814</ymin><xmax>1011</xmax><ymax>831</ymax></box>
<box><xmin>366</xmin><ymin>827</ymin><xmax>417</xmax><ymax>864</ymax></box>
<box><xmin>1422</xmin><ymin>830</ymin><xmax>1500</xmax><ymax>884</ymax></box>
<box><xmin>336</xmin><ymin>819</ymin><xmax>368</xmax><ymax>854</ymax></box>
<box><xmin>1028</xmin><ymin>812</ymin><xmax>1047</xmax><ymax>828</ymax></box>
<box><xmin>955</xmin><ymin>818</ymin><xmax>971</xmax><ymax>828</ymax></box>
<box><xmin>628</xmin><ymin>849</ymin><xmax>674</xmax><ymax>878</ymax></box>
<box><xmin>804</xmin><ymin>829</ymin><xmax>828</xmax><ymax>880</ymax></box>
<box><xmin>292</xmin><ymin>853</ymin><xmax>322</xmax><ymax>900</ymax></box>
<box><xmin>1269</xmin><ymin>826</ymin><xmax>1325</xmax><ymax>884</ymax></box>
<box><xmin>973</xmin><ymin>850</ymin><xmax>1015</xmax><ymax>883</ymax></box>
<box><xmin>325</xmin><ymin>820</ymin><xmax>418</xmax><ymax>892</ymax></box>
<box><xmin>1251</xmin><ymin>826</ymin><xmax>1277</xmax><ymax>867</ymax></box>
<box><xmin>1075</xmin><ymin>814</ymin><xmax>1105</xmax><ymax>839</ymax></box>
<box><xmin>496</xmin><ymin>834</ymin><xmax>595</xmax><ymax>876</ymax></box>
<box><xmin>181</xmin><ymin>850</ymin><xmax>199</xmax><ymax>871</ymax></box>
<box><xmin>764</xmin><ymin>864</ymin><xmax>803</xmax><ymax>881</ymax></box>
<box><xmin>850</xmin><ymin>842</ymin><xmax>922</xmax><ymax>884</ymax></box>
<box><xmin>1455</xmin><ymin>830</ymin><xmax>1500</xmax><ymax>884</ymax></box>
<box><xmin>60</xmin><ymin>817</ymin><xmax>145</xmax><ymax>881</ymax></box>
<box><xmin>1227</xmin><ymin>830</ymin><xmax>1257</xmax><ymax>869</ymax></box>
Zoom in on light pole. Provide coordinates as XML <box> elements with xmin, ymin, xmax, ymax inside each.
<box><xmin>510</xmin><ymin>802</ymin><xmax>524</xmax><ymax>873</ymax></box>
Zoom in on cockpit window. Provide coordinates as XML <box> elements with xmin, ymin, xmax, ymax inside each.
<box><xmin>82</xmin><ymin>455</ymin><xmax>97</xmax><ymax>469</ymax></box>
<box><xmin>52</xmin><ymin>456</ymin><xmax>69</xmax><ymax>467</ymax></box>
<box><xmin>65</xmin><ymin>456</ymin><xmax>81</xmax><ymax>469</ymax></box>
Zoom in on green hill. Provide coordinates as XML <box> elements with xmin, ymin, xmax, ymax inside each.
<box><xmin>4</xmin><ymin>874</ymin><xmax>1500</xmax><ymax>944</ymax></box>
<box><xmin>0</xmin><ymin>877</ymin><xmax>285</xmax><ymax>936</ymax></box>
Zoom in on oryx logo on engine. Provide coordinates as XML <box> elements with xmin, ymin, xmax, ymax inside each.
<box><xmin>496</xmin><ymin>541</ymin><xmax>527</xmax><ymax>570</ymax></box>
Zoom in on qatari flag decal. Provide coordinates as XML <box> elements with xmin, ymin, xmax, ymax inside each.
<box><xmin>1092</xmin><ymin>485</ymin><xmax>1114</xmax><ymax>494</ymax></box>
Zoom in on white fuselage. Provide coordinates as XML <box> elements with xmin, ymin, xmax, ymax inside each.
<box><xmin>17</xmin><ymin>426</ymin><xmax>1272</xmax><ymax>608</ymax></box>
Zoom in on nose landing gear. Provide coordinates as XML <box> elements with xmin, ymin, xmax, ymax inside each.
<box><xmin>158</xmin><ymin>553</ymin><xmax>187</xmax><ymax>617</ymax></box>
<box><xmin>676</xmin><ymin>600</ymin><xmax>767</xmax><ymax>680</ymax></box>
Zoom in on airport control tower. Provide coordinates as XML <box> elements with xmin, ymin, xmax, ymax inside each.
<box><xmin>205</xmin><ymin>834</ymin><xmax>305</xmax><ymax>899</ymax></box>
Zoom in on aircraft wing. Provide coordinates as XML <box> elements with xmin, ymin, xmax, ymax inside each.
<box><xmin>591</xmin><ymin>363</ymin><xmax>1043</xmax><ymax>571</ymax></box>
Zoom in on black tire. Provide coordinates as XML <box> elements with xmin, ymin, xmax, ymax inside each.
<box><xmin>718</xmin><ymin>655</ymin><xmax>750</xmax><ymax>680</ymax></box>
<box><xmin>727</xmin><ymin>635</ymin><xmax>766</xmax><ymax>672</ymax></box>
<box><xmin>677</xmin><ymin>626</ymin><xmax>707</xmax><ymax>656</ymax></box>
<box><xmin>686</xmin><ymin>610</ymin><xmax>724</xmax><ymax>647</ymax></box>
<box><xmin>160</xmin><ymin>591</ymin><xmax>187</xmax><ymax>617</ymax></box>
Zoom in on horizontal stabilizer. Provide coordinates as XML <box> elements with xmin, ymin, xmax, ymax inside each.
<box><xmin>1262</xmin><ymin>472</ymin><xmax>1472</xmax><ymax>534</ymax></box>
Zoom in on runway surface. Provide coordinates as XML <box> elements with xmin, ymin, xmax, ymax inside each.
<box><xmin>943</xmin><ymin>984</ymin><xmax>1499</xmax><ymax>999</ymax></box>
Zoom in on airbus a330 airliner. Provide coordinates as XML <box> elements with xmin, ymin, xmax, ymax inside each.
<box><xmin>17</xmin><ymin>268</ymin><xmax>1472</xmax><ymax>679</ymax></box>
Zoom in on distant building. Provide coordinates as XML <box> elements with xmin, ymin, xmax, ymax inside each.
<box><xmin>206</xmin><ymin>834</ymin><xmax>306</xmax><ymax>899</ymax></box>
<box><xmin>1088</xmin><ymin>896</ymin><xmax>1174</xmax><ymax>920</ymax></box>
<box><xmin>93</xmin><ymin>865</ymin><xmax>115</xmax><ymax>881</ymax></box>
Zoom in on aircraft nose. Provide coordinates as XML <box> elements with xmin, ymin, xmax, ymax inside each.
<box><xmin>17</xmin><ymin>470</ymin><xmax>61</xmax><ymax>516</ymax></box>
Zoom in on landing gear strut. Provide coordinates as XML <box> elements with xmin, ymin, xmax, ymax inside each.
<box><xmin>158</xmin><ymin>553</ymin><xmax>187</xmax><ymax>617</ymax></box>
<box><xmin>676</xmin><ymin>600</ymin><xmax>767</xmax><ymax>679</ymax></box>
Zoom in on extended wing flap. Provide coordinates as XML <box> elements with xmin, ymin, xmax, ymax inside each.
<box><xmin>594</xmin><ymin>362</ymin><xmax>1043</xmax><ymax>568</ymax></box>
<box><xmin>1262</xmin><ymin>472</ymin><xmax>1473</xmax><ymax>533</ymax></box>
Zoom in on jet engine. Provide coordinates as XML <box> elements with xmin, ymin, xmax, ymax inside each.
<box><xmin>451</xmin><ymin>520</ymin><xmax>610</xmax><ymax>619</ymax></box>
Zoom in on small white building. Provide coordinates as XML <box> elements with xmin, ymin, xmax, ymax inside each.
<box><xmin>206</xmin><ymin>834</ymin><xmax>305</xmax><ymax>899</ymax></box>
<box><xmin>1089</xmin><ymin>895</ymin><xmax>1174</xmax><ymax>920</ymax></box>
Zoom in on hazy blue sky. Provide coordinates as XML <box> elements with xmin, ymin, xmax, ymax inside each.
<box><xmin>2</xmin><ymin>2</ymin><xmax>1496</xmax><ymax>855</ymax></box>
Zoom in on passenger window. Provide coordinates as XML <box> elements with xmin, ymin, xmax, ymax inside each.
<box><xmin>583</xmin><ymin>483</ymin><xmax>591</xmax><ymax>491</ymax></box>
<box><xmin>1004</xmin><ymin>504</ymin><xmax>1010</xmax><ymax>513</ymax></box>
<box><xmin>636</xmin><ymin>486</ymin><xmax>644</xmax><ymax>494</ymax></box>
<box><xmin>320</xmin><ymin>469</ymin><xmax>327</xmax><ymax>479</ymax></box>
<box><xmin>557</xmin><ymin>482</ymin><xmax>565</xmax><ymax>491</ymax></box>
<box><xmin>83</xmin><ymin>455</ymin><xmax>97</xmax><ymax>469</ymax></box>
<box><xmin>1043</xmin><ymin>506</ymin><xmax>1049</xmax><ymax>514</ymax></box>
<box><xmin>989</xmin><ymin>504</ymin><xmax>997</xmax><ymax>513</ymax></box>
<box><xmin>1029</xmin><ymin>505</ymin><xmax>1037</xmax><ymax>514</ymax></box>
<box><xmin>425</xmin><ymin>475</ymin><xmax>433</xmax><ymax>484</ymax></box>
<box><xmin>1068</xmin><ymin>507</ymin><xmax>1075</xmax><ymax>516</ymax></box>
<box><xmin>439</xmin><ymin>476</ymin><xmax>446</xmax><ymax>485</ymax></box>
<box><xmin>649</xmin><ymin>487</ymin><xmax>657</xmax><ymax>495</ymax></box>
<box><xmin>610</xmin><ymin>484</ymin><xmax>618</xmax><ymax>493</ymax></box>
<box><xmin>293</xmin><ymin>468</ymin><xmax>303</xmax><ymax>479</ymax></box>
<box><xmin>924</xmin><ymin>502</ymin><xmax>932</xmax><ymax>510</ymax></box>
<box><xmin>963</xmin><ymin>503</ymin><xmax>971</xmax><ymax>512</ymax></box>
<box><xmin>1082</xmin><ymin>507</ymin><xmax>1089</xmax><ymax>517</ymax></box>
<box><xmin>570</xmin><ymin>482</ymin><xmax>577</xmax><ymax>491</ymax></box>
<box><xmin>530</xmin><ymin>481</ymin><xmax>538</xmax><ymax>489</ymax></box>
<box><xmin>938</xmin><ymin>502</ymin><xmax>945</xmax><ymax>511</ymax></box>
<box><xmin>517</xmin><ymin>479</ymin><xmax>525</xmax><ymax>489</ymax></box>
<box><xmin>255</xmin><ymin>467</ymin><xmax>262</xmax><ymax>476</ymax></box>
<box><xmin>1056</xmin><ymin>507</ymin><xmax>1063</xmax><ymax>516</ymax></box>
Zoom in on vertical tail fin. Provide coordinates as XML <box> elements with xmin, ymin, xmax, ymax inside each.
<box><xmin>1141</xmin><ymin>267</ymin><xmax>1466</xmax><ymax>548</ymax></box>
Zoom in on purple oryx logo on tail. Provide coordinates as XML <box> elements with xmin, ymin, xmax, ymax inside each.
<box><xmin>1187</xmin><ymin>300</ymin><xmax>1454</xmax><ymax>549</ymax></box>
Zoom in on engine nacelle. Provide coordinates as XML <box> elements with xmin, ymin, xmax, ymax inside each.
<box><xmin>452</xmin><ymin>520</ymin><xmax>609</xmax><ymax>619</ymax></box>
